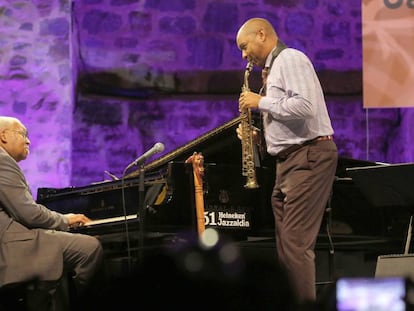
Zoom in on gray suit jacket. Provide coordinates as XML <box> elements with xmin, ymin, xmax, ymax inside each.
<box><xmin>0</xmin><ymin>147</ymin><xmax>69</xmax><ymax>287</ymax></box>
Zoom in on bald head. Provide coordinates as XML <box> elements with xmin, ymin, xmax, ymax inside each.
<box><xmin>0</xmin><ymin>116</ymin><xmax>19</xmax><ymax>130</ymax></box>
<box><xmin>236</xmin><ymin>18</ymin><xmax>278</xmax><ymax>68</ymax></box>
<box><xmin>0</xmin><ymin>116</ymin><xmax>30</xmax><ymax>162</ymax></box>
<box><xmin>237</xmin><ymin>18</ymin><xmax>277</xmax><ymax>40</ymax></box>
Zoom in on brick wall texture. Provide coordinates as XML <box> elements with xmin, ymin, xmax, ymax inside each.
<box><xmin>0</xmin><ymin>0</ymin><xmax>413</xmax><ymax>194</ymax></box>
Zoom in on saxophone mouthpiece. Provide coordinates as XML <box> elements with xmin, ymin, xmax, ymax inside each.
<box><xmin>246</xmin><ymin>62</ymin><xmax>253</xmax><ymax>72</ymax></box>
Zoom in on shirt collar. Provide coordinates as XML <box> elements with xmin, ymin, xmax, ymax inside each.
<box><xmin>264</xmin><ymin>46</ymin><xmax>277</xmax><ymax>68</ymax></box>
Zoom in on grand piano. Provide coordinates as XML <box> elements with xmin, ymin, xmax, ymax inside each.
<box><xmin>37</xmin><ymin>116</ymin><xmax>275</xmax><ymax>241</ymax></box>
<box><xmin>36</xmin><ymin>116</ymin><xmax>409</xmax><ymax>266</ymax></box>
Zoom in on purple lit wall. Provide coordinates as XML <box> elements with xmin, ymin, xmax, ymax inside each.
<box><xmin>0</xmin><ymin>0</ymin><xmax>413</xmax><ymax>197</ymax></box>
<box><xmin>0</xmin><ymin>0</ymin><xmax>73</xmax><ymax>195</ymax></box>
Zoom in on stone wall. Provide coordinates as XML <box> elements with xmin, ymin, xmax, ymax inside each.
<box><xmin>0</xmin><ymin>0</ymin><xmax>413</xmax><ymax>194</ymax></box>
<box><xmin>0</xmin><ymin>0</ymin><xmax>73</xmax><ymax>193</ymax></box>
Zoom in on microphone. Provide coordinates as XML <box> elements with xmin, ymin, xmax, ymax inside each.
<box><xmin>125</xmin><ymin>142</ymin><xmax>165</xmax><ymax>170</ymax></box>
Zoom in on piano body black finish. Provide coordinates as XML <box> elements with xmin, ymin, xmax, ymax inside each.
<box><xmin>36</xmin><ymin>116</ymin><xmax>409</xmax><ymax>258</ymax></box>
<box><xmin>37</xmin><ymin>116</ymin><xmax>276</xmax><ymax>239</ymax></box>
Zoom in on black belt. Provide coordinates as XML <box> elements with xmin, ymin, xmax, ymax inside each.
<box><xmin>274</xmin><ymin>135</ymin><xmax>333</xmax><ymax>161</ymax></box>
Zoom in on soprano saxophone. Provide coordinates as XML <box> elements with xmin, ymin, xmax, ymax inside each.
<box><xmin>240</xmin><ymin>62</ymin><xmax>259</xmax><ymax>189</ymax></box>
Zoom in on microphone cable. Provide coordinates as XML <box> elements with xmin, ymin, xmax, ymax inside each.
<box><xmin>325</xmin><ymin>189</ymin><xmax>335</xmax><ymax>282</ymax></box>
<box><xmin>121</xmin><ymin>166</ymin><xmax>133</xmax><ymax>273</ymax></box>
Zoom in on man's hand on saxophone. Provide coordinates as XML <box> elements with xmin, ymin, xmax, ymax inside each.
<box><xmin>238</xmin><ymin>90</ymin><xmax>262</xmax><ymax>110</ymax></box>
<box><xmin>238</xmin><ymin>90</ymin><xmax>262</xmax><ymax>145</ymax></box>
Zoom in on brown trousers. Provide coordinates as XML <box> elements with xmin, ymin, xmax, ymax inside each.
<box><xmin>272</xmin><ymin>139</ymin><xmax>338</xmax><ymax>303</ymax></box>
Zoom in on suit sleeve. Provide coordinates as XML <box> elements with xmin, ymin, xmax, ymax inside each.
<box><xmin>0</xmin><ymin>153</ymin><xmax>69</xmax><ymax>231</ymax></box>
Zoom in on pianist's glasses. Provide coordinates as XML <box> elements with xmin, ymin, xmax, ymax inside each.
<box><xmin>8</xmin><ymin>129</ymin><xmax>29</xmax><ymax>140</ymax></box>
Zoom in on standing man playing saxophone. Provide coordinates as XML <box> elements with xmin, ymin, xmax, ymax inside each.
<box><xmin>236</xmin><ymin>18</ymin><xmax>338</xmax><ymax>305</ymax></box>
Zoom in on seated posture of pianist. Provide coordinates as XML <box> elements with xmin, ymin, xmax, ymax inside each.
<box><xmin>0</xmin><ymin>116</ymin><xmax>103</xmax><ymax>310</ymax></box>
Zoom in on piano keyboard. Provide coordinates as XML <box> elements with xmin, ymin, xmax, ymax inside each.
<box><xmin>84</xmin><ymin>214</ymin><xmax>138</xmax><ymax>227</ymax></box>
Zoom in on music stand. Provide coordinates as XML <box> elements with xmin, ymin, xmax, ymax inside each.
<box><xmin>346</xmin><ymin>163</ymin><xmax>414</xmax><ymax>254</ymax></box>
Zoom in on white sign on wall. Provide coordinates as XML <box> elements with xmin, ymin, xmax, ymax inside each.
<box><xmin>362</xmin><ymin>0</ymin><xmax>414</xmax><ymax>108</ymax></box>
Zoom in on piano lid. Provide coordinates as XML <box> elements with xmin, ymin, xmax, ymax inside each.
<box><xmin>123</xmin><ymin>111</ymin><xmax>384</xmax><ymax>181</ymax></box>
<box><xmin>125</xmin><ymin>116</ymin><xmax>243</xmax><ymax>178</ymax></box>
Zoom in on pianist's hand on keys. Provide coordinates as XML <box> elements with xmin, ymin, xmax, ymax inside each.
<box><xmin>64</xmin><ymin>213</ymin><xmax>92</xmax><ymax>229</ymax></box>
<box><xmin>65</xmin><ymin>213</ymin><xmax>138</xmax><ymax>229</ymax></box>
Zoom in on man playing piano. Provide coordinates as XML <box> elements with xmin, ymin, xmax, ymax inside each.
<box><xmin>0</xmin><ymin>116</ymin><xmax>103</xmax><ymax>310</ymax></box>
<box><xmin>236</xmin><ymin>18</ymin><xmax>338</xmax><ymax>307</ymax></box>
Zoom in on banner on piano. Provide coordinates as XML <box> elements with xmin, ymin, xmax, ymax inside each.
<box><xmin>204</xmin><ymin>206</ymin><xmax>251</xmax><ymax>230</ymax></box>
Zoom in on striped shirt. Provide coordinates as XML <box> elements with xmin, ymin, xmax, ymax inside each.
<box><xmin>258</xmin><ymin>46</ymin><xmax>334</xmax><ymax>156</ymax></box>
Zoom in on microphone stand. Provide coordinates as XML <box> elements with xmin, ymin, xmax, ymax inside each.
<box><xmin>124</xmin><ymin>143</ymin><xmax>165</xmax><ymax>266</ymax></box>
<box><xmin>138</xmin><ymin>165</ymin><xmax>146</xmax><ymax>265</ymax></box>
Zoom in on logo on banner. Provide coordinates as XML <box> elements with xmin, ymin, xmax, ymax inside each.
<box><xmin>362</xmin><ymin>0</ymin><xmax>414</xmax><ymax>107</ymax></box>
